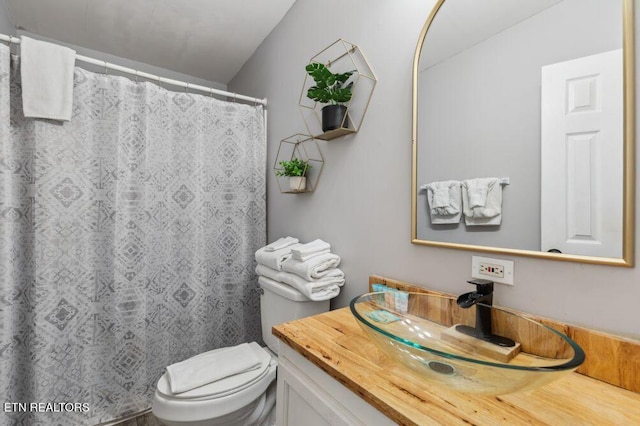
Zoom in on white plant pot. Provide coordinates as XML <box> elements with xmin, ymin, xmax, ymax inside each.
<box><xmin>289</xmin><ymin>176</ymin><xmax>307</xmax><ymax>192</ymax></box>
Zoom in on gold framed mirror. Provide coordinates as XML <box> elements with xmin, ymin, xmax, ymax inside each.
<box><xmin>412</xmin><ymin>0</ymin><xmax>635</xmax><ymax>266</ymax></box>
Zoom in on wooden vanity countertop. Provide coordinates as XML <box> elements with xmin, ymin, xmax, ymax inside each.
<box><xmin>273</xmin><ymin>307</ymin><xmax>640</xmax><ymax>426</ymax></box>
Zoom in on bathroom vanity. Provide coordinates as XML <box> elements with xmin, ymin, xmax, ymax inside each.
<box><xmin>272</xmin><ymin>276</ymin><xmax>640</xmax><ymax>425</ymax></box>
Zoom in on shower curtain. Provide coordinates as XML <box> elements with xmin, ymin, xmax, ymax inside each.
<box><xmin>0</xmin><ymin>44</ymin><xmax>266</xmax><ymax>425</ymax></box>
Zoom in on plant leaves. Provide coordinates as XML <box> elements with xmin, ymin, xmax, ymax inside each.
<box><xmin>334</xmin><ymin>71</ymin><xmax>354</xmax><ymax>84</ymax></box>
<box><xmin>277</xmin><ymin>158</ymin><xmax>311</xmax><ymax>177</ymax></box>
<box><xmin>306</xmin><ymin>63</ymin><xmax>333</xmax><ymax>89</ymax></box>
<box><xmin>305</xmin><ymin>62</ymin><xmax>354</xmax><ymax>105</ymax></box>
<box><xmin>331</xmin><ymin>87</ymin><xmax>352</xmax><ymax>103</ymax></box>
<box><xmin>307</xmin><ymin>86</ymin><xmax>330</xmax><ymax>103</ymax></box>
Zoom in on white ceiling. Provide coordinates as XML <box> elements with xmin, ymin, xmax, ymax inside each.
<box><xmin>5</xmin><ymin>0</ymin><xmax>296</xmax><ymax>84</ymax></box>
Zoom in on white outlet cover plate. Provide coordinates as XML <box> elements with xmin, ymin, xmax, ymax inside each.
<box><xmin>471</xmin><ymin>256</ymin><xmax>514</xmax><ymax>285</ymax></box>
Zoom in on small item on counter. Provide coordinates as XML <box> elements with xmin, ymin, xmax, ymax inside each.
<box><xmin>372</xmin><ymin>283</ymin><xmax>388</xmax><ymax>292</ymax></box>
<box><xmin>372</xmin><ymin>284</ymin><xmax>402</xmax><ymax>311</ymax></box>
<box><xmin>371</xmin><ymin>284</ymin><xmax>388</xmax><ymax>304</ymax></box>
<box><xmin>384</xmin><ymin>289</ymin><xmax>396</xmax><ymax>310</ymax></box>
<box><xmin>395</xmin><ymin>291</ymin><xmax>409</xmax><ymax>314</ymax></box>
<box><xmin>365</xmin><ymin>309</ymin><xmax>401</xmax><ymax>324</ymax></box>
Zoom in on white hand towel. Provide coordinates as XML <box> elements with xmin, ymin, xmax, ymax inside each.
<box><xmin>462</xmin><ymin>178</ymin><xmax>502</xmax><ymax>226</ymax></box>
<box><xmin>165</xmin><ymin>343</ymin><xmax>261</xmax><ymax>394</ymax></box>
<box><xmin>468</xmin><ymin>186</ymin><xmax>488</xmax><ymax>208</ymax></box>
<box><xmin>282</xmin><ymin>252</ymin><xmax>341</xmax><ymax>281</ymax></box>
<box><xmin>291</xmin><ymin>239</ymin><xmax>331</xmax><ymax>262</ymax></box>
<box><xmin>256</xmin><ymin>265</ymin><xmax>344</xmax><ymax>301</ymax></box>
<box><xmin>255</xmin><ymin>243</ymin><xmax>302</xmax><ymax>271</ymax></box>
<box><xmin>421</xmin><ymin>181</ymin><xmax>462</xmax><ymax>224</ymax></box>
<box><xmin>258</xmin><ymin>275</ymin><xmax>340</xmax><ymax>302</ymax></box>
<box><xmin>264</xmin><ymin>236</ymin><xmax>299</xmax><ymax>252</ymax></box>
<box><xmin>432</xmin><ymin>187</ymin><xmax>450</xmax><ymax>208</ymax></box>
<box><xmin>20</xmin><ymin>36</ymin><xmax>76</xmax><ymax>121</ymax></box>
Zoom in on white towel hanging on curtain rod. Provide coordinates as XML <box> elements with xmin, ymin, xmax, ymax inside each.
<box><xmin>0</xmin><ymin>32</ymin><xmax>268</xmax><ymax>106</ymax></box>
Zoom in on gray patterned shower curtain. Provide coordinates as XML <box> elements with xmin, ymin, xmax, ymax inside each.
<box><xmin>0</xmin><ymin>44</ymin><xmax>266</xmax><ymax>425</ymax></box>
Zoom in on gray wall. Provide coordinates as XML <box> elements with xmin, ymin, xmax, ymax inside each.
<box><xmin>0</xmin><ymin>1</ymin><xmax>14</xmax><ymax>34</ymax></box>
<box><xmin>417</xmin><ymin>0</ymin><xmax>621</xmax><ymax>250</ymax></box>
<box><xmin>231</xmin><ymin>0</ymin><xmax>640</xmax><ymax>339</ymax></box>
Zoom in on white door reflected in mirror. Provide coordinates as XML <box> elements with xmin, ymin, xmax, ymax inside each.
<box><xmin>541</xmin><ymin>49</ymin><xmax>623</xmax><ymax>257</ymax></box>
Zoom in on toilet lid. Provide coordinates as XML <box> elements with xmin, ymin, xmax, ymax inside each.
<box><xmin>156</xmin><ymin>342</ymin><xmax>274</xmax><ymax>401</ymax></box>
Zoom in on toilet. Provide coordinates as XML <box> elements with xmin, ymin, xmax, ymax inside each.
<box><xmin>152</xmin><ymin>278</ymin><xmax>330</xmax><ymax>426</ymax></box>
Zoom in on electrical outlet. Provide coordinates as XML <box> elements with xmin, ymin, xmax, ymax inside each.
<box><xmin>479</xmin><ymin>262</ymin><xmax>504</xmax><ymax>278</ymax></box>
<box><xmin>471</xmin><ymin>256</ymin><xmax>514</xmax><ymax>285</ymax></box>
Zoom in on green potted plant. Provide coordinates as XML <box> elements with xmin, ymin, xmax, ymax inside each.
<box><xmin>276</xmin><ymin>158</ymin><xmax>312</xmax><ymax>191</ymax></box>
<box><xmin>305</xmin><ymin>63</ymin><xmax>354</xmax><ymax>132</ymax></box>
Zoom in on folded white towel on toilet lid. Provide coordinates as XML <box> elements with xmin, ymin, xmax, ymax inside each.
<box><xmin>166</xmin><ymin>343</ymin><xmax>261</xmax><ymax>394</ymax></box>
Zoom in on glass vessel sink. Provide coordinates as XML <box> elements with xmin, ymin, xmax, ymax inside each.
<box><xmin>350</xmin><ymin>292</ymin><xmax>585</xmax><ymax>395</ymax></box>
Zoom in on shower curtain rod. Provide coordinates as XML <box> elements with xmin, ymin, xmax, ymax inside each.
<box><xmin>0</xmin><ymin>33</ymin><xmax>267</xmax><ymax>107</ymax></box>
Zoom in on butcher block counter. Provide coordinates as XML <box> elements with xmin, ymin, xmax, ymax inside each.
<box><xmin>273</xmin><ymin>307</ymin><xmax>640</xmax><ymax>425</ymax></box>
<box><xmin>272</xmin><ymin>277</ymin><xmax>640</xmax><ymax>425</ymax></box>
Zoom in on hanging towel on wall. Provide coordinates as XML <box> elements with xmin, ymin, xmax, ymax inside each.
<box><xmin>461</xmin><ymin>178</ymin><xmax>502</xmax><ymax>226</ymax></box>
<box><xmin>421</xmin><ymin>180</ymin><xmax>462</xmax><ymax>224</ymax></box>
<box><xmin>165</xmin><ymin>343</ymin><xmax>261</xmax><ymax>394</ymax></box>
<box><xmin>20</xmin><ymin>36</ymin><xmax>76</xmax><ymax>121</ymax></box>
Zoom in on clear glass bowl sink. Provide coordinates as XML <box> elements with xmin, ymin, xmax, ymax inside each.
<box><xmin>350</xmin><ymin>292</ymin><xmax>585</xmax><ymax>395</ymax></box>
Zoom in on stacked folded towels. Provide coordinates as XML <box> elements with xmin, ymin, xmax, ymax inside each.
<box><xmin>255</xmin><ymin>237</ymin><xmax>344</xmax><ymax>301</ymax></box>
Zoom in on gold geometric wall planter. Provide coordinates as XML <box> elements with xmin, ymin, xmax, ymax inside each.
<box><xmin>299</xmin><ymin>39</ymin><xmax>377</xmax><ymax>140</ymax></box>
<box><xmin>274</xmin><ymin>134</ymin><xmax>324</xmax><ymax>193</ymax></box>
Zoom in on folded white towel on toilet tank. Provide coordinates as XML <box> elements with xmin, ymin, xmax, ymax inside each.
<box><xmin>291</xmin><ymin>239</ymin><xmax>331</xmax><ymax>261</ymax></box>
<box><xmin>256</xmin><ymin>265</ymin><xmax>344</xmax><ymax>301</ymax></box>
<box><xmin>255</xmin><ymin>243</ymin><xmax>302</xmax><ymax>271</ymax></box>
<box><xmin>258</xmin><ymin>275</ymin><xmax>340</xmax><ymax>302</ymax></box>
<box><xmin>165</xmin><ymin>343</ymin><xmax>261</xmax><ymax>394</ymax></box>
<box><xmin>263</xmin><ymin>236</ymin><xmax>299</xmax><ymax>252</ymax></box>
<box><xmin>282</xmin><ymin>252</ymin><xmax>341</xmax><ymax>280</ymax></box>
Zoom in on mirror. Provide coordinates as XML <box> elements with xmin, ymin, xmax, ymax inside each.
<box><xmin>412</xmin><ymin>0</ymin><xmax>635</xmax><ymax>266</ymax></box>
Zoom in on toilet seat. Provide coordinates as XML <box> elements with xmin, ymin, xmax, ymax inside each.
<box><xmin>152</xmin><ymin>342</ymin><xmax>277</xmax><ymax>423</ymax></box>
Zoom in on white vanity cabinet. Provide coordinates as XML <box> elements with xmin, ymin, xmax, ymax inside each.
<box><xmin>275</xmin><ymin>344</ymin><xmax>394</xmax><ymax>426</ymax></box>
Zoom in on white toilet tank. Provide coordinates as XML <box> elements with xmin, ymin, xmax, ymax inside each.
<box><xmin>259</xmin><ymin>279</ymin><xmax>330</xmax><ymax>354</ymax></box>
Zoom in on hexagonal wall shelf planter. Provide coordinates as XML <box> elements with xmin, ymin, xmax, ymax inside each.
<box><xmin>274</xmin><ymin>134</ymin><xmax>324</xmax><ymax>193</ymax></box>
<box><xmin>299</xmin><ymin>40</ymin><xmax>376</xmax><ymax>141</ymax></box>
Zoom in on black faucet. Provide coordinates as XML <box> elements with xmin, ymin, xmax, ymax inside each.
<box><xmin>456</xmin><ymin>279</ymin><xmax>515</xmax><ymax>347</ymax></box>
